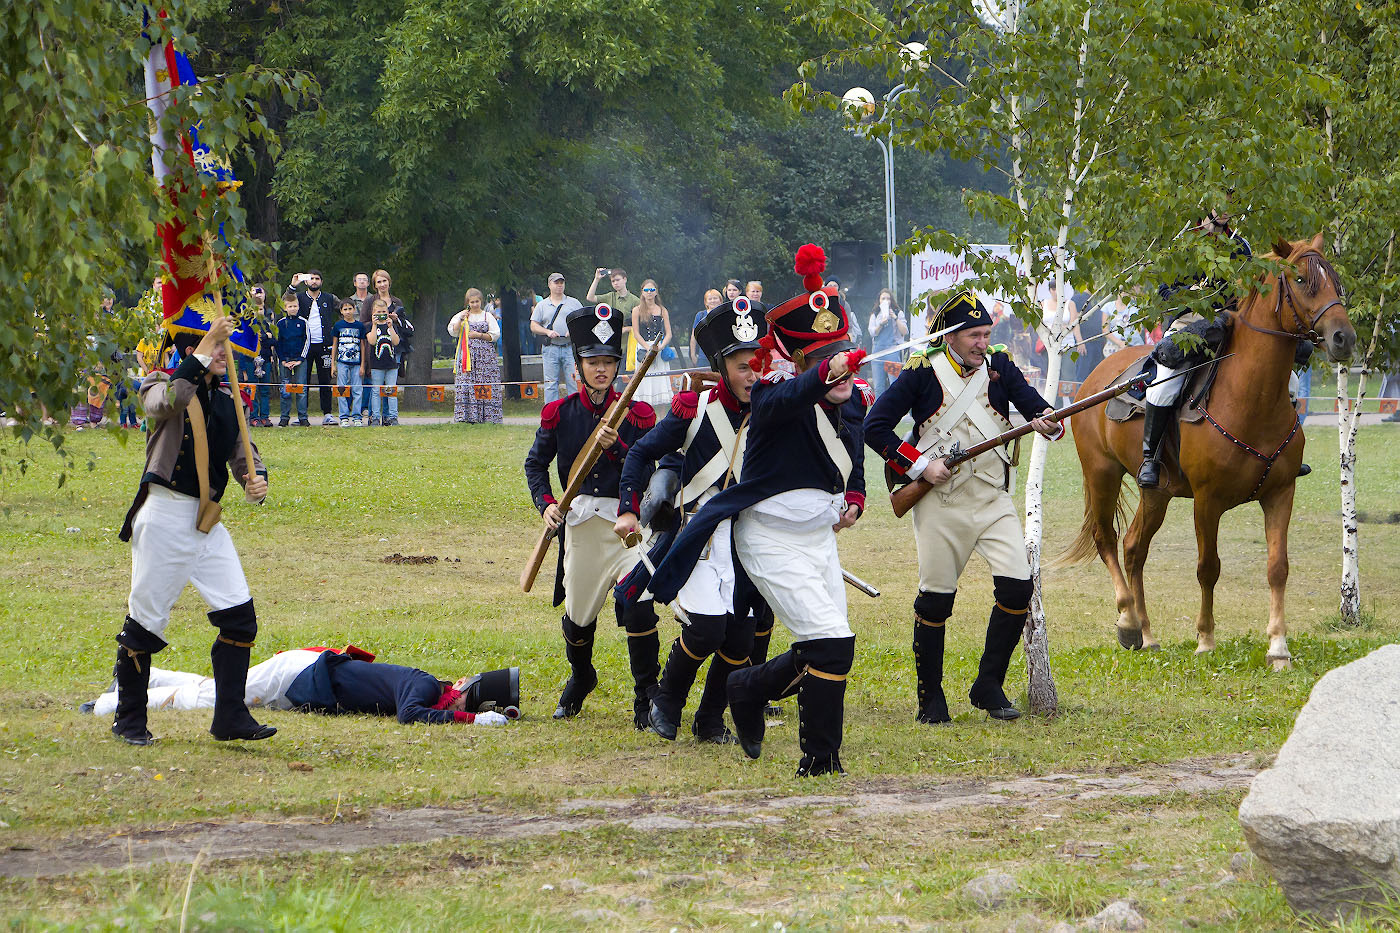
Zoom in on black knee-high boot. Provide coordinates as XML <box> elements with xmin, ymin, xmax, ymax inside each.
<box><xmin>1137</xmin><ymin>402</ymin><xmax>1172</xmax><ymax>488</ymax></box>
<box><xmin>112</xmin><ymin>618</ymin><xmax>167</xmax><ymax>745</ymax></box>
<box><xmin>555</xmin><ymin>616</ymin><xmax>598</xmax><ymax>720</ymax></box>
<box><xmin>727</xmin><ymin>649</ymin><xmax>802</xmax><ymax>760</ymax></box>
<box><xmin>650</xmin><ymin>624</ymin><xmax>717</xmax><ymax>740</ymax></box>
<box><xmin>623</xmin><ymin>601</ymin><xmax>661</xmax><ymax>729</ymax></box>
<box><xmin>208</xmin><ymin>601</ymin><xmax>276</xmax><ymax>741</ymax></box>
<box><xmin>969</xmin><ymin>577</ymin><xmax>1031</xmax><ymax>721</ymax></box>
<box><xmin>692</xmin><ymin>615</ymin><xmax>755</xmax><ymax>743</ymax></box>
<box><xmin>749</xmin><ymin>607</ymin><xmax>784</xmax><ymax>715</ymax></box>
<box><xmin>913</xmin><ymin>590</ymin><xmax>955</xmax><ymax>725</ymax></box>
<box><xmin>793</xmin><ymin>637</ymin><xmax>856</xmax><ymax>777</ymax></box>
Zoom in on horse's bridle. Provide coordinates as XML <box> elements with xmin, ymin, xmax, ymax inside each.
<box><xmin>1234</xmin><ymin>250</ymin><xmax>1344</xmax><ymax>343</ymax></box>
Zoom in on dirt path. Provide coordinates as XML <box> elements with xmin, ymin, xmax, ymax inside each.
<box><xmin>0</xmin><ymin>755</ymin><xmax>1258</xmax><ymax>878</ymax></box>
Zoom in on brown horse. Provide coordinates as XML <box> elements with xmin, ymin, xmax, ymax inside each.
<box><xmin>1061</xmin><ymin>234</ymin><xmax>1356</xmax><ymax>670</ymax></box>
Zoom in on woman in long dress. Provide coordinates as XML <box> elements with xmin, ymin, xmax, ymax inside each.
<box><xmin>630</xmin><ymin>278</ymin><xmax>674</xmax><ymax>406</ymax></box>
<box><xmin>447</xmin><ymin>288</ymin><xmax>503</xmax><ymax>424</ymax></box>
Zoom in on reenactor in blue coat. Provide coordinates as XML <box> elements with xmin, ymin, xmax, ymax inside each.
<box><xmin>650</xmin><ymin>244</ymin><xmax>870</xmax><ymax>777</ymax></box>
<box><xmin>614</xmin><ymin>297</ymin><xmax>769</xmax><ymax>744</ymax></box>
<box><xmin>523</xmin><ymin>304</ymin><xmax>658</xmax><ymax>725</ymax></box>
<box><xmin>864</xmin><ymin>291</ymin><xmax>1062</xmax><ymax>725</ymax></box>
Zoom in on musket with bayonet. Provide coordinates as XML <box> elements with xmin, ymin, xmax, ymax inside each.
<box><xmin>888</xmin><ymin>356</ymin><xmax>1231</xmax><ymax>519</ymax></box>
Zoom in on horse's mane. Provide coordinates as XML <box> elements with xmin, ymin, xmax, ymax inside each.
<box><xmin>1260</xmin><ymin>244</ymin><xmax>1343</xmax><ymax>300</ymax></box>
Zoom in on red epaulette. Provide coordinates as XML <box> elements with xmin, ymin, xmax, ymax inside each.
<box><xmin>670</xmin><ymin>391</ymin><xmax>700</xmax><ymax>419</ymax></box>
<box><xmin>854</xmin><ymin>377</ymin><xmax>875</xmax><ymax>407</ymax></box>
<box><xmin>540</xmin><ymin>397</ymin><xmax>566</xmax><ymax>430</ymax></box>
<box><xmin>626</xmin><ymin>400</ymin><xmax>656</xmax><ymax>429</ymax></box>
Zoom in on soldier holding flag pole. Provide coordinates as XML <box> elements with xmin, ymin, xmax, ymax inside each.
<box><xmin>106</xmin><ymin>10</ymin><xmax>274</xmax><ymax>746</ymax></box>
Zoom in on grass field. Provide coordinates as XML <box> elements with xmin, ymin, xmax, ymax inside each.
<box><xmin>0</xmin><ymin>419</ymin><xmax>1397</xmax><ymax>931</ymax></box>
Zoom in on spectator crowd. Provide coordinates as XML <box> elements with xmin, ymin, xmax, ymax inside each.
<box><xmin>54</xmin><ymin>263</ymin><xmax>1400</xmax><ymax>430</ymax></box>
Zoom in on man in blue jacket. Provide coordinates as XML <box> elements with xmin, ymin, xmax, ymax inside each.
<box><xmin>865</xmin><ymin>291</ymin><xmax>1062</xmax><ymax>726</ymax></box>
<box><xmin>650</xmin><ymin>244</ymin><xmax>869</xmax><ymax>777</ymax></box>
<box><xmin>614</xmin><ymin>297</ymin><xmax>769</xmax><ymax>744</ymax></box>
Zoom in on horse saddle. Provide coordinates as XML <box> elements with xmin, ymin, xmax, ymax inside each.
<box><xmin>1105</xmin><ymin>355</ymin><xmax>1221</xmax><ymax>424</ymax></box>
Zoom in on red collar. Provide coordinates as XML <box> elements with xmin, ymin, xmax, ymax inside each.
<box><xmin>578</xmin><ymin>386</ymin><xmax>619</xmax><ymax>415</ymax></box>
<box><xmin>709</xmin><ymin>376</ymin><xmax>744</xmax><ymax>412</ymax></box>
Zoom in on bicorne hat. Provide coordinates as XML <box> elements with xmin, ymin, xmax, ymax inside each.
<box><xmin>759</xmin><ymin>244</ymin><xmax>854</xmax><ymax>370</ymax></box>
<box><xmin>696</xmin><ymin>296</ymin><xmax>768</xmax><ymax>365</ymax></box>
<box><xmin>566</xmin><ymin>303</ymin><xmax>624</xmax><ymax>359</ymax></box>
<box><xmin>931</xmin><ymin>290</ymin><xmax>992</xmax><ymax>335</ymax></box>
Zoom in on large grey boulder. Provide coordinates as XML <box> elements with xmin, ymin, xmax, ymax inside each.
<box><xmin>1238</xmin><ymin>644</ymin><xmax>1400</xmax><ymax>918</ymax></box>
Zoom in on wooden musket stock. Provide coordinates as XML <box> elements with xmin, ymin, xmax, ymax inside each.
<box><xmin>520</xmin><ymin>344</ymin><xmax>663</xmax><ymax>592</ymax></box>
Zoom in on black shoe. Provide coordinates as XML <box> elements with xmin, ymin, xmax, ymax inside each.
<box><xmin>916</xmin><ymin>695</ymin><xmax>952</xmax><ymax>725</ymax></box>
<box><xmin>553</xmin><ymin>669</ymin><xmax>597</xmax><ymax>720</ymax></box>
<box><xmin>727</xmin><ymin>670</ymin><xmax>766</xmax><ymax>760</ymax></box>
<box><xmin>211</xmin><ymin>723</ymin><xmax>277</xmax><ymax>741</ymax></box>
<box><xmin>693</xmin><ymin>724</ymin><xmax>736</xmax><ymax>745</ymax></box>
<box><xmin>112</xmin><ymin>723</ymin><xmax>154</xmax><ymax>746</ymax></box>
<box><xmin>764</xmin><ymin>703</ymin><xmax>783</xmax><ymax>717</ymax></box>
<box><xmin>797</xmin><ymin>753</ymin><xmax>845</xmax><ymax>777</ymax></box>
<box><xmin>278</xmin><ymin>418</ymin><xmax>289</xmax><ymax>427</ymax></box>
<box><xmin>1298</xmin><ymin>462</ymin><xmax>1312</xmax><ymax>477</ymax></box>
<box><xmin>79</xmin><ymin>700</ymin><xmax>96</xmax><ymax>715</ymax></box>
<box><xmin>970</xmin><ymin>686</ymin><xmax>1022</xmax><ymax>721</ymax></box>
<box><xmin>648</xmin><ymin>696</ymin><xmax>679</xmax><ymax>740</ymax></box>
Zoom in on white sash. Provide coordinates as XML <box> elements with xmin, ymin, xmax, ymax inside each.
<box><xmin>680</xmin><ymin>398</ymin><xmax>745</xmax><ymax>503</ymax></box>
<box><xmin>923</xmin><ymin>353</ymin><xmax>1010</xmax><ymax>464</ymax></box>
<box><xmin>815</xmin><ymin>404</ymin><xmax>853</xmax><ymax>483</ymax></box>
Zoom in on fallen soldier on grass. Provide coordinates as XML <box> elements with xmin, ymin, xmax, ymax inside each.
<box><xmin>83</xmin><ymin>646</ymin><xmax>520</xmax><ymax>727</ymax></box>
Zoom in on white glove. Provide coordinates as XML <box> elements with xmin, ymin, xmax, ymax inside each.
<box><xmin>473</xmin><ymin>711</ymin><xmax>508</xmax><ymax>727</ymax></box>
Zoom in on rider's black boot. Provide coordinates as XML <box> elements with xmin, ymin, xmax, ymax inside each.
<box><xmin>1136</xmin><ymin>402</ymin><xmax>1172</xmax><ymax>488</ymax></box>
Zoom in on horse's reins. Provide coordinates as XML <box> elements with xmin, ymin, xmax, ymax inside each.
<box><xmin>1199</xmin><ymin>250</ymin><xmax>1341</xmax><ymax>500</ymax></box>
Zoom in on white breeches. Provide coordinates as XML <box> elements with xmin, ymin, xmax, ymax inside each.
<box><xmin>913</xmin><ymin>477</ymin><xmax>1030</xmax><ymax>593</ymax></box>
<box><xmin>127</xmin><ymin>487</ymin><xmax>251</xmax><ymax>637</ymax></box>
<box><xmin>733</xmin><ymin>511</ymin><xmax>853</xmax><ymax>641</ymax></box>
<box><xmin>675</xmin><ymin>517</ymin><xmax>735</xmax><ymax>619</ymax></box>
<box><xmin>1145</xmin><ymin>361</ymin><xmax>1185</xmax><ymax>406</ymax></box>
<box><xmin>562</xmin><ymin>514</ymin><xmax>642</xmax><ymax>625</ymax></box>
<box><xmin>91</xmin><ymin>649</ymin><xmax>321</xmax><ymax>716</ymax></box>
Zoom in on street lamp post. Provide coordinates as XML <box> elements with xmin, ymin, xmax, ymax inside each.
<box><xmin>844</xmin><ymin>41</ymin><xmax>926</xmax><ymax>308</ymax></box>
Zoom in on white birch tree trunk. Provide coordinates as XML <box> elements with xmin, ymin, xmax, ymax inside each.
<box><xmin>1023</xmin><ymin>331</ymin><xmax>1065</xmax><ymax>715</ymax></box>
<box><xmin>1337</xmin><ymin>362</ymin><xmax>1360</xmax><ymax>623</ymax></box>
<box><xmin>1337</xmin><ymin>234</ymin><xmax>1390</xmax><ymax>625</ymax></box>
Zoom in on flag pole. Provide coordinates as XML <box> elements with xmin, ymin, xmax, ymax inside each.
<box><xmin>207</xmin><ymin>254</ymin><xmax>256</xmax><ymax>478</ymax></box>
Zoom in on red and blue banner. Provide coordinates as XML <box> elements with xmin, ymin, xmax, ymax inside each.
<box><xmin>142</xmin><ymin>9</ymin><xmax>257</xmax><ymax>358</ymax></box>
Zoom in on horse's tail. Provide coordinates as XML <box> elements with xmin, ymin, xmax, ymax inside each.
<box><xmin>1054</xmin><ymin>477</ymin><xmax>1132</xmax><ymax>568</ymax></box>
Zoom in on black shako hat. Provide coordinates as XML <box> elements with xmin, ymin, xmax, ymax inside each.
<box><xmin>566</xmin><ymin>303</ymin><xmax>624</xmax><ymax>359</ymax></box>
<box><xmin>932</xmin><ymin>290</ymin><xmax>992</xmax><ymax>335</ymax></box>
<box><xmin>461</xmin><ymin>666</ymin><xmax>521</xmax><ymax>713</ymax></box>
<box><xmin>696</xmin><ymin>296</ymin><xmax>768</xmax><ymax>365</ymax></box>
<box><xmin>762</xmin><ymin>244</ymin><xmax>854</xmax><ymax>369</ymax></box>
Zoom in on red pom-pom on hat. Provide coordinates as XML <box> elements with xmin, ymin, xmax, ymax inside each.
<box><xmin>794</xmin><ymin>243</ymin><xmax>827</xmax><ymax>292</ymax></box>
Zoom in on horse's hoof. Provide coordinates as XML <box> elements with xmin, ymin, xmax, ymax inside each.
<box><xmin>1116</xmin><ymin>627</ymin><xmax>1143</xmax><ymax>650</ymax></box>
<box><xmin>1143</xmin><ymin>641</ymin><xmax>1161</xmax><ymax>652</ymax></box>
<box><xmin>1270</xmin><ymin>657</ymin><xmax>1293</xmax><ymax>672</ymax></box>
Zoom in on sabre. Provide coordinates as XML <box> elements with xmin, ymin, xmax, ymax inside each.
<box><xmin>842</xmin><ymin>569</ymin><xmax>880</xmax><ymax>598</ymax></box>
<box><xmin>826</xmin><ymin>323</ymin><xmax>963</xmax><ymax>384</ymax></box>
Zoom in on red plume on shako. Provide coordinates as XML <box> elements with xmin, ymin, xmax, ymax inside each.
<box><xmin>758</xmin><ymin>243</ymin><xmax>854</xmax><ymax>372</ymax></box>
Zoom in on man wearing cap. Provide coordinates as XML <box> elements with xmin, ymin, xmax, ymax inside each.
<box><xmin>865</xmin><ymin>291</ymin><xmax>1062</xmax><ymax>725</ymax></box>
<box><xmin>530</xmin><ymin>273</ymin><xmax>583</xmax><ymax>403</ymax></box>
<box><xmin>650</xmin><ymin>244</ymin><xmax>870</xmax><ymax>777</ymax></box>
<box><xmin>524</xmin><ymin>303</ymin><xmax>659</xmax><ymax>725</ymax></box>
<box><xmin>109</xmin><ymin>316</ymin><xmax>276</xmax><ymax>746</ymax></box>
<box><xmin>613</xmin><ymin>297</ymin><xmax>771</xmax><ymax>745</ymax></box>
